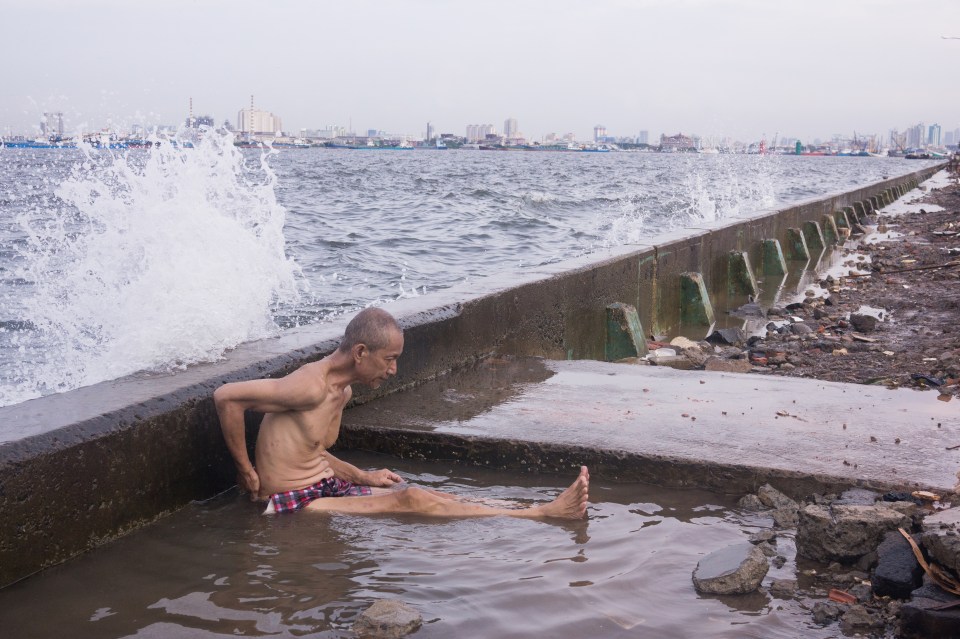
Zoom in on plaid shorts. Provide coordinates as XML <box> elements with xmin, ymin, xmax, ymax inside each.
<box><xmin>268</xmin><ymin>477</ymin><xmax>373</xmax><ymax>514</ymax></box>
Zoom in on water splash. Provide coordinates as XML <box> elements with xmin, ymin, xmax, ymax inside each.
<box><xmin>2</xmin><ymin>129</ymin><xmax>304</xmax><ymax>405</ymax></box>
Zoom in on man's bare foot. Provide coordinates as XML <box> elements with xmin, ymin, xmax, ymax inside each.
<box><xmin>537</xmin><ymin>466</ymin><xmax>589</xmax><ymax>519</ymax></box>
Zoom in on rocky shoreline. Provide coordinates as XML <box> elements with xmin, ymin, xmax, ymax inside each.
<box><xmin>680</xmin><ymin>168</ymin><xmax>960</xmax><ymax>638</ymax></box>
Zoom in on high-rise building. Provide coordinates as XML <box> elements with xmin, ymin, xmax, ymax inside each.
<box><xmin>637</xmin><ymin>130</ymin><xmax>649</xmax><ymax>145</ymax></box>
<box><xmin>928</xmin><ymin>123</ymin><xmax>941</xmax><ymax>146</ymax></box>
<box><xmin>593</xmin><ymin>125</ymin><xmax>606</xmax><ymax>142</ymax></box>
<box><xmin>906</xmin><ymin>123</ymin><xmax>924</xmax><ymax>148</ymax></box>
<box><xmin>426</xmin><ymin>121</ymin><xmax>435</xmax><ymax>141</ymax></box>
<box><xmin>41</xmin><ymin>112</ymin><xmax>64</xmax><ymax>138</ymax></box>
<box><xmin>945</xmin><ymin>130</ymin><xmax>956</xmax><ymax>146</ymax></box>
<box><xmin>237</xmin><ymin>106</ymin><xmax>282</xmax><ymax>136</ymax></box>
<box><xmin>504</xmin><ymin>118</ymin><xmax>518</xmax><ymax>139</ymax></box>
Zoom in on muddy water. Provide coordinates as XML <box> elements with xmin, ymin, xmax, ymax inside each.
<box><xmin>0</xmin><ymin>455</ymin><xmax>835</xmax><ymax>639</ymax></box>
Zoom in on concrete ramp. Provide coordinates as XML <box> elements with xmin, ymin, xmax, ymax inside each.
<box><xmin>341</xmin><ymin>358</ymin><xmax>960</xmax><ymax>496</ymax></box>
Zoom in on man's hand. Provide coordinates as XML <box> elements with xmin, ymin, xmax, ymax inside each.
<box><xmin>237</xmin><ymin>467</ymin><xmax>262</xmax><ymax>501</ymax></box>
<box><xmin>363</xmin><ymin>468</ymin><xmax>404</xmax><ymax>488</ymax></box>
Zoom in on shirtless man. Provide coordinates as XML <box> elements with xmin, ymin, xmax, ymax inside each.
<box><xmin>214</xmin><ymin>307</ymin><xmax>589</xmax><ymax>519</ymax></box>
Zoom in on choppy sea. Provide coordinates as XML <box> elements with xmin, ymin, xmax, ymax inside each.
<box><xmin>0</xmin><ymin>132</ymin><xmax>939</xmax><ymax>407</ymax></box>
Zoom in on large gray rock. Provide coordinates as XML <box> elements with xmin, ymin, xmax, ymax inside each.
<box><xmin>797</xmin><ymin>504</ymin><xmax>911</xmax><ymax>563</ymax></box>
<box><xmin>692</xmin><ymin>542</ymin><xmax>769</xmax><ymax>595</ymax></box>
<box><xmin>872</xmin><ymin>530</ymin><xmax>923</xmax><ymax>599</ymax></box>
<box><xmin>353</xmin><ymin>599</ymin><xmax>422</xmax><ymax>638</ymax></box>
<box><xmin>920</xmin><ymin>507</ymin><xmax>960</xmax><ymax>574</ymax></box>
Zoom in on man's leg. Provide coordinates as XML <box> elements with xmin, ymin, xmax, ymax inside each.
<box><xmin>304</xmin><ymin>466</ymin><xmax>589</xmax><ymax>520</ymax></box>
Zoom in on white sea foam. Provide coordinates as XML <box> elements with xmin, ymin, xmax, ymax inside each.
<box><xmin>3</xmin><ymin>130</ymin><xmax>304</xmax><ymax>405</ymax></box>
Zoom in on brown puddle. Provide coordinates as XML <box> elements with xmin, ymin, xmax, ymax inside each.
<box><xmin>0</xmin><ymin>453</ymin><xmax>842</xmax><ymax>638</ymax></box>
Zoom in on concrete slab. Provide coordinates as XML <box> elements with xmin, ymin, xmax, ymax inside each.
<box><xmin>341</xmin><ymin>358</ymin><xmax>960</xmax><ymax>495</ymax></box>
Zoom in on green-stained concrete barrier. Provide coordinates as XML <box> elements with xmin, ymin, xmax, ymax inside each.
<box><xmin>0</xmin><ymin>163</ymin><xmax>945</xmax><ymax>588</ymax></box>
<box><xmin>605</xmin><ymin>303</ymin><xmax>648</xmax><ymax>360</ymax></box>
<box><xmin>727</xmin><ymin>251</ymin><xmax>758</xmax><ymax>297</ymax></box>
<box><xmin>785</xmin><ymin>228</ymin><xmax>810</xmax><ymax>261</ymax></box>
<box><xmin>760</xmin><ymin>239</ymin><xmax>788</xmax><ymax>276</ymax></box>
<box><xmin>821</xmin><ymin>214</ymin><xmax>840</xmax><ymax>245</ymax></box>
<box><xmin>679</xmin><ymin>272</ymin><xmax>715</xmax><ymax>327</ymax></box>
<box><xmin>853</xmin><ymin>201</ymin><xmax>867</xmax><ymax>221</ymax></box>
<box><xmin>834</xmin><ymin>209</ymin><xmax>850</xmax><ymax>230</ymax></box>
<box><xmin>802</xmin><ymin>221</ymin><xmax>825</xmax><ymax>253</ymax></box>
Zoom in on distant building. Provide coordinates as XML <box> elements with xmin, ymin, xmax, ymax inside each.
<box><xmin>504</xmin><ymin>118</ymin><xmax>518</xmax><ymax>139</ymax></box>
<box><xmin>906</xmin><ymin>123</ymin><xmax>925</xmax><ymax>148</ymax></box>
<box><xmin>637</xmin><ymin>130</ymin><xmax>649</xmax><ymax>145</ymax></box>
<box><xmin>186</xmin><ymin>114</ymin><xmax>215</xmax><ymax>128</ymax></box>
<box><xmin>593</xmin><ymin>125</ymin><xmax>606</xmax><ymax>142</ymax></box>
<box><xmin>465</xmin><ymin>124</ymin><xmax>496</xmax><ymax>142</ymax></box>
<box><xmin>945</xmin><ymin>130</ymin><xmax>955</xmax><ymax>146</ymax></box>
<box><xmin>659</xmin><ymin>132</ymin><xmax>696</xmax><ymax>152</ymax></box>
<box><xmin>41</xmin><ymin>112</ymin><xmax>64</xmax><ymax>138</ymax></box>
<box><xmin>237</xmin><ymin>107</ymin><xmax>282</xmax><ymax>136</ymax></box>
<box><xmin>426</xmin><ymin>121</ymin><xmax>435</xmax><ymax>141</ymax></box>
<box><xmin>928</xmin><ymin>123</ymin><xmax>941</xmax><ymax>146</ymax></box>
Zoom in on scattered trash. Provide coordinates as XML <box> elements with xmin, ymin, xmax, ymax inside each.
<box><xmin>832</xmin><ymin>348</ymin><xmax>848</xmax><ymax>356</ymax></box>
<box><xmin>911</xmin><ymin>491</ymin><xmax>942</xmax><ymax>502</ymax></box>
<box><xmin>829</xmin><ymin>589</ymin><xmax>857</xmax><ymax>604</ymax></box>
<box><xmin>911</xmin><ymin>374</ymin><xmax>943</xmax><ymax>387</ymax></box>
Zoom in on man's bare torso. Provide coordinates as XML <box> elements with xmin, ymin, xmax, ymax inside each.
<box><xmin>254</xmin><ymin>362</ymin><xmax>350</xmax><ymax>497</ymax></box>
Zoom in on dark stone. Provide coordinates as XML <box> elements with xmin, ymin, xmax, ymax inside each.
<box><xmin>841</xmin><ymin>604</ymin><xmax>883</xmax><ymax>632</ymax></box>
<box><xmin>872</xmin><ymin>531</ymin><xmax>924</xmax><ymax>599</ymax></box>
<box><xmin>884</xmin><ymin>492</ymin><xmax>921</xmax><ymax>504</ymax></box>
<box><xmin>769</xmin><ymin>578</ymin><xmax>797</xmax><ymax>598</ymax></box>
<box><xmin>900</xmin><ymin>594</ymin><xmax>960</xmax><ymax>639</ymax></box>
<box><xmin>785</xmin><ymin>302</ymin><xmax>806</xmax><ymax>311</ymax></box>
<box><xmin>812</xmin><ymin>601</ymin><xmax>844</xmax><ymax>625</ymax></box>
<box><xmin>824</xmin><ymin>296</ymin><xmax>834</xmax><ymax>307</ymax></box>
<box><xmin>790</xmin><ymin>322</ymin><xmax>814</xmax><ymax>336</ymax></box>
<box><xmin>705</xmin><ymin>327</ymin><xmax>746</xmax><ymax>346</ymax></box>
<box><xmin>850</xmin><ymin>313</ymin><xmax>879</xmax><ymax>333</ymax></box>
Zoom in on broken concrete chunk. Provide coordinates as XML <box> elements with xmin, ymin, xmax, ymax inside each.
<box><xmin>705</xmin><ymin>327</ymin><xmax>746</xmax><ymax>346</ymax></box>
<box><xmin>692</xmin><ymin>542</ymin><xmax>769</xmax><ymax>595</ymax></box>
<box><xmin>704</xmin><ymin>357</ymin><xmax>752</xmax><ymax>373</ymax></box>
<box><xmin>920</xmin><ymin>507</ymin><xmax>960</xmax><ymax>575</ymax></box>
<box><xmin>757</xmin><ymin>484</ymin><xmax>799</xmax><ymax>511</ymax></box>
<box><xmin>353</xmin><ymin>599</ymin><xmax>423</xmax><ymax>638</ymax></box>
<box><xmin>797</xmin><ymin>504</ymin><xmax>911</xmax><ymax>563</ymax></box>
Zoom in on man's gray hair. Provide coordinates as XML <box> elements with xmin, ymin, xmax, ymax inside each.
<box><xmin>338</xmin><ymin>307</ymin><xmax>401</xmax><ymax>353</ymax></box>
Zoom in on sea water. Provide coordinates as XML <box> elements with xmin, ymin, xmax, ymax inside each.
<box><xmin>0</xmin><ymin>131</ymin><xmax>939</xmax><ymax>408</ymax></box>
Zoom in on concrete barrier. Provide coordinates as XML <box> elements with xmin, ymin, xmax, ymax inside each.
<box><xmin>0</xmin><ymin>163</ymin><xmax>944</xmax><ymax>587</ymax></box>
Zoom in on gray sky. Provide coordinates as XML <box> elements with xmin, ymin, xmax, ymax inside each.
<box><xmin>2</xmin><ymin>0</ymin><xmax>958</xmax><ymax>142</ymax></box>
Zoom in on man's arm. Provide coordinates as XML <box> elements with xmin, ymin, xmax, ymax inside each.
<box><xmin>213</xmin><ymin>368</ymin><xmax>325</xmax><ymax>499</ymax></box>
<box><xmin>323</xmin><ymin>450</ymin><xmax>403</xmax><ymax>488</ymax></box>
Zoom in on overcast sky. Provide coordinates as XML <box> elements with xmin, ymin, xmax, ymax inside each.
<box><xmin>2</xmin><ymin>0</ymin><xmax>958</xmax><ymax>142</ymax></box>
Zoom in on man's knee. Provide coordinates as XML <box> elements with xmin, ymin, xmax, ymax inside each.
<box><xmin>395</xmin><ymin>486</ymin><xmax>441</xmax><ymax>512</ymax></box>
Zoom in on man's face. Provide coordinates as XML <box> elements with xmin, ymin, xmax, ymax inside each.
<box><xmin>358</xmin><ymin>329</ymin><xmax>403</xmax><ymax>388</ymax></box>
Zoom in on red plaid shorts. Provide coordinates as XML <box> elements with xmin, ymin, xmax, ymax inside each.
<box><xmin>268</xmin><ymin>477</ymin><xmax>373</xmax><ymax>514</ymax></box>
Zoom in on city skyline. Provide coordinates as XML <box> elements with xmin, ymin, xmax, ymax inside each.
<box><xmin>2</xmin><ymin>0</ymin><xmax>958</xmax><ymax>142</ymax></box>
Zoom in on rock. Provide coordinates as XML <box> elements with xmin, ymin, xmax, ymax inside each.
<box><xmin>900</xmin><ymin>583</ymin><xmax>960</xmax><ymax>639</ymax></box>
<box><xmin>748</xmin><ymin>529</ymin><xmax>776</xmax><ymax>544</ymax></box>
<box><xmin>920</xmin><ymin>507</ymin><xmax>960</xmax><ymax>575</ymax></box>
<box><xmin>738</xmin><ymin>494</ymin><xmax>765</xmax><ymax>511</ymax></box>
<box><xmin>771</xmin><ymin>555</ymin><xmax>787</xmax><ymax>569</ymax></box>
<box><xmin>692</xmin><ymin>542</ymin><xmax>769</xmax><ymax>595</ymax></box>
<box><xmin>849</xmin><ymin>582</ymin><xmax>874</xmax><ymax>603</ymax></box>
<box><xmin>769</xmin><ymin>578</ymin><xmax>797</xmax><ymax>598</ymax></box>
<box><xmin>835</xmin><ymin>488</ymin><xmax>880</xmax><ymax>505</ymax></box>
<box><xmin>791</xmin><ymin>322</ymin><xmax>814</xmax><ymax>336</ymax></box>
<box><xmin>840</xmin><ymin>604</ymin><xmax>883</xmax><ymax>632</ymax></box>
<box><xmin>767</xmin><ymin>306</ymin><xmax>787</xmax><ymax>317</ymax></box>
<box><xmin>705</xmin><ymin>327</ymin><xmax>746</xmax><ymax>346</ymax></box>
<box><xmin>669</xmin><ymin>336</ymin><xmax>701</xmax><ymax>350</ymax></box>
<box><xmin>872</xmin><ymin>530</ymin><xmax>924</xmax><ymax>599</ymax></box>
<box><xmin>758</xmin><ymin>542</ymin><xmax>778</xmax><ymax>557</ymax></box>
<box><xmin>704</xmin><ymin>357</ymin><xmax>752</xmax><ymax>373</ymax></box>
<box><xmin>850</xmin><ymin>313</ymin><xmax>879</xmax><ymax>333</ymax></box>
<box><xmin>812</xmin><ymin>601</ymin><xmax>844</xmax><ymax>625</ymax></box>
<box><xmin>353</xmin><ymin>600</ymin><xmax>423</xmax><ymax>638</ymax></box>
<box><xmin>856</xmin><ymin>551</ymin><xmax>879</xmax><ymax>572</ymax></box>
<box><xmin>771</xmin><ymin>507</ymin><xmax>799</xmax><ymax>528</ymax></box>
<box><xmin>796</xmin><ymin>504</ymin><xmax>911</xmax><ymax>563</ymax></box>
<box><xmin>757</xmin><ymin>484</ymin><xmax>799</xmax><ymax>511</ymax></box>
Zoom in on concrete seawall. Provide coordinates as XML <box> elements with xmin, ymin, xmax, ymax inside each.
<box><xmin>0</xmin><ymin>163</ymin><xmax>944</xmax><ymax>587</ymax></box>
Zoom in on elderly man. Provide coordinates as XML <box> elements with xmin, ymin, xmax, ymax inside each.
<box><xmin>214</xmin><ymin>307</ymin><xmax>589</xmax><ymax>518</ymax></box>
